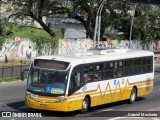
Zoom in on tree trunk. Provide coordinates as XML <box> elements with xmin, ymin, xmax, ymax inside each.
<box><xmin>29</xmin><ymin>10</ymin><xmax>56</xmax><ymax>37</ymax></box>
<box><xmin>86</xmin><ymin>27</ymin><xmax>94</xmax><ymax>39</ymax></box>
<box><xmin>37</xmin><ymin>19</ymin><xmax>56</xmax><ymax>37</ymax></box>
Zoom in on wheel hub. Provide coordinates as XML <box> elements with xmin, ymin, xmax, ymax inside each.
<box><xmin>82</xmin><ymin>101</ymin><xmax>87</xmax><ymax>109</ymax></box>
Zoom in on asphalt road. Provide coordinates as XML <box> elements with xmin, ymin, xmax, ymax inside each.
<box><xmin>0</xmin><ymin>64</ymin><xmax>160</xmax><ymax>120</ymax></box>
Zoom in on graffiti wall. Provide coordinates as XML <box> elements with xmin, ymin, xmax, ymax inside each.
<box><xmin>57</xmin><ymin>39</ymin><xmax>158</xmax><ymax>55</ymax></box>
<box><xmin>103</xmin><ymin>39</ymin><xmax>154</xmax><ymax>51</ymax></box>
<box><xmin>154</xmin><ymin>40</ymin><xmax>160</xmax><ymax>52</ymax></box>
<box><xmin>0</xmin><ymin>37</ymin><xmax>159</xmax><ymax>62</ymax></box>
<box><xmin>58</xmin><ymin>38</ymin><xmax>93</xmax><ymax>55</ymax></box>
<box><xmin>0</xmin><ymin>38</ymin><xmax>37</xmax><ymax>62</ymax></box>
<box><xmin>18</xmin><ymin>39</ymin><xmax>37</xmax><ymax>61</ymax></box>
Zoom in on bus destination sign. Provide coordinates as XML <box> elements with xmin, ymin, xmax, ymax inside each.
<box><xmin>34</xmin><ymin>59</ymin><xmax>69</xmax><ymax>70</ymax></box>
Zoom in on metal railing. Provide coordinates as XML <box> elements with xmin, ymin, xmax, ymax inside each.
<box><xmin>0</xmin><ymin>64</ymin><xmax>30</xmax><ymax>80</ymax></box>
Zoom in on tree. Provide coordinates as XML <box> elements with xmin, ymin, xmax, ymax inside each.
<box><xmin>0</xmin><ymin>22</ymin><xmax>3</xmax><ymax>36</ymax></box>
<box><xmin>105</xmin><ymin>0</ymin><xmax>131</xmax><ymax>40</ymax></box>
<box><xmin>7</xmin><ymin>0</ymin><xmax>159</xmax><ymax>41</ymax></box>
<box><xmin>67</xmin><ymin>0</ymin><xmax>160</xmax><ymax>41</ymax></box>
<box><xmin>131</xmin><ymin>4</ymin><xmax>160</xmax><ymax>41</ymax></box>
<box><xmin>8</xmin><ymin>0</ymin><xmax>66</xmax><ymax>37</ymax></box>
<box><xmin>64</xmin><ymin>0</ymin><xmax>97</xmax><ymax>39</ymax></box>
<box><xmin>66</xmin><ymin>0</ymin><xmax>132</xmax><ymax>40</ymax></box>
<box><xmin>0</xmin><ymin>21</ymin><xmax>6</xmax><ymax>49</ymax></box>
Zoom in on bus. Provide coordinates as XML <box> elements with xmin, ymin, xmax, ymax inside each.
<box><xmin>21</xmin><ymin>48</ymin><xmax>154</xmax><ymax>113</ymax></box>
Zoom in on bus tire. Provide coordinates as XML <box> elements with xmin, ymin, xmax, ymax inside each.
<box><xmin>129</xmin><ymin>87</ymin><xmax>137</xmax><ymax>104</ymax></box>
<box><xmin>80</xmin><ymin>97</ymin><xmax>89</xmax><ymax>113</ymax></box>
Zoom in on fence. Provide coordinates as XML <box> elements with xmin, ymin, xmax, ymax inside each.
<box><xmin>0</xmin><ymin>64</ymin><xmax>30</xmax><ymax>80</ymax></box>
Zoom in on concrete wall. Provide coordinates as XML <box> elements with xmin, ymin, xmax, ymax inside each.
<box><xmin>57</xmin><ymin>38</ymin><xmax>93</xmax><ymax>55</ymax></box>
<box><xmin>64</xmin><ymin>23</ymin><xmax>86</xmax><ymax>38</ymax></box>
<box><xmin>0</xmin><ymin>39</ymin><xmax>37</xmax><ymax>62</ymax></box>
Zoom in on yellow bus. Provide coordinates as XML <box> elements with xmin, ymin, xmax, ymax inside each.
<box><xmin>21</xmin><ymin>48</ymin><xmax>154</xmax><ymax>113</ymax></box>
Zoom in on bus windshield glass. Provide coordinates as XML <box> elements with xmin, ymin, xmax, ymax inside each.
<box><xmin>27</xmin><ymin>68</ymin><xmax>68</xmax><ymax>96</ymax></box>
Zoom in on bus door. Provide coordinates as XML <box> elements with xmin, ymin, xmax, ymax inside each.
<box><xmin>68</xmin><ymin>65</ymin><xmax>85</xmax><ymax>110</ymax></box>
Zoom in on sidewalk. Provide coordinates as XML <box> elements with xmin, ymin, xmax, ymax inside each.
<box><xmin>0</xmin><ymin>79</ymin><xmax>27</xmax><ymax>88</ymax></box>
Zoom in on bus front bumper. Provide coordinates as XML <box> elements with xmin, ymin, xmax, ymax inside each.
<box><xmin>25</xmin><ymin>96</ymin><xmax>69</xmax><ymax>112</ymax></box>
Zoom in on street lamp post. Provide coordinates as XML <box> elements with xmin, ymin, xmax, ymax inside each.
<box><xmin>129</xmin><ymin>3</ymin><xmax>137</xmax><ymax>49</ymax></box>
<box><xmin>93</xmin><ymin>0</ymin><xmax>107</xmax><ymax>48</ymax></box>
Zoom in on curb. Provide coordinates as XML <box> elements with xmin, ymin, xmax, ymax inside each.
<box><xmin>0</xmin><ymin>80</ymin><xmax>27</xmax><ymax>87</ymax></box>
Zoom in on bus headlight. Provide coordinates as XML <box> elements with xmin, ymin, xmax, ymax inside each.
<box><xmin>55</xmin><ymin>98</ymin><xmax>66</xmax><ymax>103</ymax></box>
<box><xmin>26</xmin><ymin>92</ymin><xmax>38</xmax><ymax>99</ymax></box>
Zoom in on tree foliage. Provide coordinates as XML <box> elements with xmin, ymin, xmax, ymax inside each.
<box><xmin>67</xmin><ymin>0</ymin><xmax>160</xmax><ymax>41</ymax></box>
<box><xmin>6</xmin><ymin>0</ymin><xmax>160</xmax><ymax>41</ymax></box>
<box><xmin>31</xmin><ymin>36</ymin><xmax>57</xmax><ymax>55</ymax></box>
<box><xmin>129</xmin><ymin>4</ymin><xmax>160</xmax><ymax>41</ymax></box>
<box><xmin>8</xmin><ymin>0</ymin><xmax>66</xmax><ymax>37</ymax></box>
<box><xmin>66</xmin><ymin>0</ymin><xmax>132</xmax><ymax>40</ymax></box>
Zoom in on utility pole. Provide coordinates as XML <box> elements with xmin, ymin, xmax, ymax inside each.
<box><xmin>93</xmin><ymin>0</ymin><xmax>107</xmax><ymax>48</ymax></box>
<box><xmin>129</xmin><ymin>3</ymin><xmax>137</xmax><ymax>49</ymax></box>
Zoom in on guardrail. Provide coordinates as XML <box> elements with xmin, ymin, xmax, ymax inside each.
<box><xmin>0</xmin><ymin>64</ymin><xmax>30</xmax><ymax>80</ymax></box>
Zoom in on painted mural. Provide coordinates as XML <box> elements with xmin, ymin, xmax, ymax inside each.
<box><xmin>0</xmin><ymin>37</ymin><xmax>159</xmax><ymax>62</ymax></box>
<box><xmin>0</xmin><ymin>38</ymin><xmax>37</xmax><ymax>62</ymax></box>
<box><xmin>58</xmin><ymin>38</ymin><xmax>93</xmax><ymax>55</ymax></box>
<box><xmin>57</xmin><ymin>39</ymin><xmax>157</xmax><ymax>55</ymax></box>
<box><xmin>57</xmin><ymin>38</ymin><xmax>160</xmax><ymax>55</ymax></box>
<box><xmin>103</xmin><ymin>39</ymin><xmax>154</xmax><ymax>51</ymax></box>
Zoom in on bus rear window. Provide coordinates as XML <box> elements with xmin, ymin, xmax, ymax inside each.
<box><xmin>33</xmin><ymin>59</ymin><xmax>70</xmax><ymax>70</ymax></box>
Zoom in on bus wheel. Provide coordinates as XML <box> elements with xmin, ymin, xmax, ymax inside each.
<box><xmin>129</xmin><ymin>87</ymin><xmax>137</xmax><ymax>104</ymax></box>
<box><xmin>81</xmin><ymin>97</ymin><xmax>89</xmax><ymax>113</ymax></box>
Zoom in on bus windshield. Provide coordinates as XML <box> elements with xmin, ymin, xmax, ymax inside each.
<box><xmin>27</xmin><ymin>68</ymin><xmax>68</xmax><ymax>96</ymax></box>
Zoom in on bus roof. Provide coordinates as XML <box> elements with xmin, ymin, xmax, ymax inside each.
<box><xmin>35</xmin><ymin>49</ymin><xmax>154</xmax><ymax>65</ymax></box>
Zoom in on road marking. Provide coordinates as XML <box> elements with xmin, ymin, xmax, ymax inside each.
<box><xmin>76</xmin><ymin>109</ymin><xmax>113</xmax><ymax>117</ymax></box>
<box><xmin>107</xmin><ymin>117</ymin><xmax>143</xmax><ymax>120</ymax></box>
<box><xmin>151</xmin><ymin>118</ymin><xmax>160</xmax><ymax>120</ymax></box>
<box><xmin>98</xmin><ymin>108</ymin><xmax>114</xmax><ymax>112</ymax></box>
<box><xmin>147</xmin><ymin>107</ymin><xmax>160</xmax><ymax>111</ymax></box>
<box><xmin>75</xmin><ymin>114</ymin><xmax>92</xmax><ymax>117</ymax></box>
<box><xmin>87</xmin><ymin>108</ymin><xmax>114</xmax><ymax>115</ymax></box>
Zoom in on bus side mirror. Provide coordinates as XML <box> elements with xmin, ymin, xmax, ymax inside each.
<box><xmin>20</xmin><ymin>69</ymin><xmax>29</xmax><ymax>81</ymax></box>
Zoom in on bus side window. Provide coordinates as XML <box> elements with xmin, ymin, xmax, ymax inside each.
<box><xmin>71</xmin><ymin>72</ymin><xmax>81</xmax><ymax>87</ymax></box>
<box><xmin>75</xmin><ymin>72</ymin><xmax>81</xmax><ymax>87</ymax></box>
<box><xmin>117</xmin><ymin>61</ymin><xmax>123</xmax><ymax>77</ymax></box>
<box><xmin>95</xmin><ymin>64</ymin><xmax>104</xmax><ymax>80</ymax></box>
<box><xmin>86</xmin><ymin>74</ymin><xmax>92</xmax><ymax>81</ymax></box>
<box><xmin>84</xmin><ymin>65</ymin><xmax>94</xmax><ymax>82</ymax></box>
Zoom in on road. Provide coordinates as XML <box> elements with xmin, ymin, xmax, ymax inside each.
<box><xmin>0</xmin><ymin>64</ymin><xmax>160</xmax><ymax>120</ymax></box>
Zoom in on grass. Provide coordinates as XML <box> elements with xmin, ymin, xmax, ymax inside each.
<box><xmin>13</xmin><ymin>27</ymin><xmax>51</xmax><ymax>38</ymax></box>
<box><xmin>3</xmin><ymin>21</ymin><xmax>51</xmax><ymax>38</ymax></box>
<box><xmin>0</xmin><ymin>76</ymin><xmax>27</xmax><ymax>82</ymax></box>
<box><xmin>1</xmin><ymin>20</ymin><xmax>63</xmax><ymax>39</ymax></box>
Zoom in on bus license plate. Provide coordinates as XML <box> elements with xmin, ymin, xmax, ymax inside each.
<box><xmin>40</xmin><ymin>104</ymin><xmax>47</xmax><ymax>108</ymax></box>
